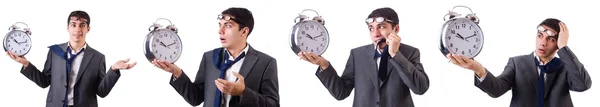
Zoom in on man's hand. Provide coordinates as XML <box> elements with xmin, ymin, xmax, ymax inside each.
<box><xmin>7</xmin><ymin>51</ymin><xmax>29</xmax><ymax>67</ymax></box>
<box><xmin>111</xmin><ymin>58</ymin><xmax>137</xmax><ymax>70</ymax></box>
<box><xmin>215</xmin><ymin>72</ymin><xmax>246</xmax><ymax>96</ymax></box>
<box><xmin>298</xmin><ymin>51</ymin><xmax>329</xmax><ymax>70</ymax></box>
<box><xmin>152</xmin><ymin>59</ymin><xmax>182</xmax><ymax>78</ymax></box>
<box><xmin>386</xmin><ymin>32</ymin><xmax>401</xmax><ymax>57</ymax></box>
<box><xmin>447</xmin><ymin>54</ymin><xmax>486</xmax><ymax>77</ymax></box>
<box><xmin>557</xmin><ymin>22</ymin><xmax>569</xmax><ymax>49</ymax></box>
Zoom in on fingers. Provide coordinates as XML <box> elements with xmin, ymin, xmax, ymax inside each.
<box><xmin>233</xmin><ymin>72</ymin><xmax>244</xmax><ymax>82</ymax></box>
<box><xmin>453</xmin><ymin>54</ymin><xmax>467</xmax><ymax>66</ymax></box>
<box><xmin>126</xmin><ymin>62</ymin><xmax>137</xmax><ymax>69</ymax></box>
<box><xmin>7</xmin><ymin>52</ymin><xmax>16</xmax><ymax>59</ymax></box>
<box><xmin>215</xmin><ymin>79</ymin><xmax>232</xmax><ymax>93</ymax></box>
<box><xmin>447</xmin><ymin>54</ymin><xmax>459</xmax><ymax>65</ymax></box>
<box><xmin>215</xmin><ymin>80</ymin><xmax>226</xmax><ymax>92</ymax></box>
<box><xmin>122</xmin><ymin>58</ymin><xmax>130</xmax><ymax>63</ymax></box>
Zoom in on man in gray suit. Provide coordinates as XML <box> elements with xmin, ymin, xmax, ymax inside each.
<box><xmin>6</xmin><ymin>10</ymin><xmax>137</xmax><ymax>107</ymax></box>
<box><xmin>448</xmin><ymin>18</ymin><xmax>592</xmax><ymax>107</ymax></box>
<box><xmin>298</xmin><ymin>7</ymin><xmax>430</xmax><ymax>107</ymax></box>
<box><xmin>152</xmin><ymin>7</ymin><xmax>279</xmax><ymax>107</ymax></box>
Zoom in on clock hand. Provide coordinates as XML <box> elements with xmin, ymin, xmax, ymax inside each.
<box><xmin>456</xmin><ymin>33</ymin><xmax>465</xmax><ymax>40</ymax></box>
<box><xmin>13</xmin><ymin>39</ymin><xmax>21</xmax><ymax>45</ymax></box>
<box><xmin>306</xmin><ymin>34</ymin><xmax>315</xmax><ymax>40</ymax></box>
<box><xmin>464</xmin><ymin>34</ymin><xmax>477</xmax><ymax>39</ymax></box>
<box><xmin>167</xmin><ymin>42</ymin><xmax>176</xmax><ymax>46</ymax></box>
<box><xmin>18</xmin><ymin>40</ymin><xmax>27</xmax><ymax>44</ymax></box>
<box><xmin>160</xmin><ymin>41</ymin><xmax>170</xmax><ymax>49</ymax></box>
<box><xmin>314</xmin><ymin>34</ymin><xmax>323</xmax><ymax>38</ymax></box>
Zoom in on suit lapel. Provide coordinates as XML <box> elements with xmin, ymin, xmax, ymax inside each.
<box><xmin>544</xmin><ymin>61</ymin><xmax>563</xmax><ymax>99</ymax></box>
<box><xmin>239</xmin><ymin>46</ymin><xmax>258</xmax><ymax>78</ymax></box>
<box><xmin>364</xmin><ymin>45</ymin><xmax>379</xmax><ymax>88</ymax></box>
<box><xmin>525</xmin><ymin>53</ymin><xmax>540</xmax><ymax>95</ymax></box>
<box><xmin>75</xmin><ymin>45</ymin><xmax>94</xmax><ymax>85</ymax></box>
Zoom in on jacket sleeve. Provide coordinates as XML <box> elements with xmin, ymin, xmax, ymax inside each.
<box><xmin>389</xmin><ymin>48</ymin><xmax>430</xmax><ymax>95</ymax></box>
<box><xmin>20</xmin><ymin>49</ymin><xmax>53</xmax><ymax>88</ymax></box>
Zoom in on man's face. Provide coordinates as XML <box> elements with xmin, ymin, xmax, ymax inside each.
<box><xmin>67</xmin><ymin>17</ymin><xmax>89</xmax><ymax>43</ymax></box>
<box><xmin>218</xmin><ymin>14</ymin><xmax>247</xmax><ymax>48</ymax></box>
<box><xmin>535</xmin><ymin>25</ymin><xmax>559</xmax><ymax>58</ymax></box>
<box><xmin>366</xmin><ymin>17</ymin><xmax>398</xmax><ymax>44</ymax></box>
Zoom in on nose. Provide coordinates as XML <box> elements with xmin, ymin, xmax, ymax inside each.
<box><xmin>218</xmin><ymin>26</ymin><xmax>225</xmax><ymax>35</ymax></box>
<box><xmin>372</xmin><ymin>28</ymin><xmax>381</xmax><ymax>36</ymax></box>
<box><xmin>539</xmin><ymin>38</ymin><xmax>548</xmax><ymax>47</ymax></box>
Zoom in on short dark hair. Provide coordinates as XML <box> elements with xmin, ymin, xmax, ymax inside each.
<box><xmin>67</xmin><ymin>10</ymin><xmax>90</xmax><ymax>26</ymax></box>
<box><xmin>367</xmin><ymin>7</ymin><xmax>399</xmax><ymax>27</ymax></box>
<box><xmin>538</xmin><ymin>18</ymin><xmax>562</xmax><ymax>37</ymax></box>
<box><xmin>221</xmin><ymin>7</ymin><xmax>254</xmax><ymax>36</ymax></box>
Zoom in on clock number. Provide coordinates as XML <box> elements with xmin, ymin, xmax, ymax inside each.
<box><xmin>474</xmin><ymin>30</ymin><xmax>478</xmax><ymax>34</ymax></box>
<box><xmin>153</xmin><ymin>44</ymin><xmax>157</xmax><ymax>47</ymax></box>
<box><xmin>297</xmin><ymin>36</ymin><xmax>302</xmax><ymax>40</ymax></box>
<box><xmin>301</xmin><ymin>31</ymin><xmax>306</xmax><ymax>34</ymax></box>
<box><xmin>451</xmin><ymin>30</ymin><xmax>455</xmax><ymax>34</ymax></box>
<box><xmin>447</xmin><ymin>36</ymin><xmax>451</xmax><ymax>40</ymax></box>
<box><xmin>5</xmin><ymin>39</ymin><xmax>9</xmax><ymax>42</ymax></box>
<box><xmin>310</xmin><ymin>25</ymin><xmax>314</xmax><ymax>29</ymax></box>
<box><xmin>320</xmin><ymin>43</ymin><xmax>324</xmax><ymax>46</ymax></box>
<box><xmin>155</xmin><ymin>38</ymin><xmax>159</xmax><ymax>42</ymax></box>
<box><xmin>175</xmin><ymin>46</ymin><xmax>179</xmax><ymax>49</ymax></box>
<box><xmin>454</xmin><ymin>48</ymin><xmax>458</xmax><ymax>52</ymax></box>
<box><xmin>304</xmin><ymin>26</ymin><xmax>309</xmax><ymax>30</ymax></box>
<box><xmin>473</xmin><ymin>45</ymin><xmax>478</xmax><ymax>49</ymax></box>
<box><xmin>449</xmin><ymin>43</ymin><xmax>453</xmax><ymax>47</ymax></box>
<box><xmin>475</xmin><ymin>38</ymin><xmax>480</xmax><ymax>42</ymax></box>
<box><xmin>469</xmin><ymin>49</ymin><xmax>472</xmax><ymax>53</ymax></box>
<box><xmin>300</xmin><ymin>42</ymin><xmax>304</xmax><ymax>46</ymax></box>
<box><xmin>305</xmin><ymin>47</ymin><xmax>308</xmax><ymax>50</ymax></box>
<box><xmin>469</xmin><ymin>25</ymin><xmax>472</xmax><ymax>30</ymax></box>
<box><xmin>163</xmin><ymin>33</ymin><xmax>168</xmax><ymax>38</ymax></box>
<box><xmin>461</xmin><ymin>51</ymin><xmax>465</xmax><ymax>55</ymax></box>
<box><xmin>311</xmin><ymin>49</ymin><xmax>314</xmax><ymax>52</ymax></box>
<box><xmin>9</xmin><ymin>36</ymin><xmax>13</xmax><ymax>39</ymax></box>
<box><xmin>322</xmin><ymin>38</ymin><xmax>325</xmax><ymax>41</ymax></box>
<box><xmin>174</xmin><ymin>51</ymin><xmax>177</xmax><ymax>54</ymax></box>
<box><xmin>462</xmin><ymin>23</ymin><xmax>466</xmax><ymax>28</ymax></box>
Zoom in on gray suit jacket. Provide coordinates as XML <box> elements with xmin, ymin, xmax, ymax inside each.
<box><xmin>475</xmin><ymin>46</ymin><xmax>592</xmax><ymax>107</ymax></box>
<box><xmin>20</xmin><ymin>43</ymin><xmax>121</xmax><ymax>107</ymax></box>
<box><xmin>170</xmin><ymin>45</ymin><xmax>279</xmax><ymax>107</ymax></box>
<box><xmin>316</xmin><ymin>43</ymin><xmax>430</xmax><ymax>107</ymax></box>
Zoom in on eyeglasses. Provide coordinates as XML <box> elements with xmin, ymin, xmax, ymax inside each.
<box><xmin>365</xmin><ymin>17</ymin><xmax>393</xmax><ymax>24</ymax></box>
<box><xmin>218</xmin><ymin>14</ymin><xmax>245</xmax><ymax>26</ymax></box>
<box><xmin>218</xmin><ymin>14</ymin><xmax>236</xmax><ymax>21</ymax></box>
<box><xmin>537</xmin><ymin>26</ymin><xmax>556</xmax><ymax>37</ymax></box>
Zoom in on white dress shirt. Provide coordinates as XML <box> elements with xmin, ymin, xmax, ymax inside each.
<box><xmin>477</xmin><ymin>51</ymin><xmax>559</xmax><ymax>82</ymax></box>
<box><xmin>66</xmin><ymin>43</ymin><xmax>86</xmax><ymax>106</ymax></box>
<box><xmin>223</xmin><ymin>45</ymin><xmax>249</xmax><ymax>107</ymax></box>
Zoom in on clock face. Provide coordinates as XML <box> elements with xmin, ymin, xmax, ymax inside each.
<box><xmin>443</xmin><ymin>18</ymin><xmax>484</xmax><ymax>58</ymax></box>
<box><xmin>148</xmin><ymin>29</ymin><xmax>182</xmax><ymax>63</ymax></box>
<box><xmin>4</xmin><ymin>31</ymin><xmax>32</xmax><ymax>56</ymax></box>
<box><xmin>294</xmin><ymin>21</ymin><xmax>329</xmax><ymax>55</ymax></box>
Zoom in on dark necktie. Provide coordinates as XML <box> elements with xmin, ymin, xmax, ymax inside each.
<box><xmin>374</xmin><ymin>46</ymin><xmax>389</xmax><ymax>82</ymax></box>
<box><xmin>534</xmin><ymin>57</ymin><xmax>561</xmax><ymax>107</ymax></box>
<box><xmin>49</xmin><ymin>45</ymin><xmax>84</xmax><ymax>107</ymax></box>
<box><xmin>213</xmin><ymin>49</ymin><xmax>246</xmax><ymax>107</ymax></box>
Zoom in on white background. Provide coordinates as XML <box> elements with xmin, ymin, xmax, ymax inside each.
<box><xmin>1</xmin><ymin>0</ymin><xmax>598</xmax><ymax>107</ymax></box>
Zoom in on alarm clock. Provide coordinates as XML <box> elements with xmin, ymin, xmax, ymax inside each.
<box><xmin>3</xmin><ymin>22</ymin><xmax>32</xmax><ymax>56</ymax></box>
<box><xmin>439</xmin><ymin>5</ymin><xmax>484</xmax><ymax>59</ymax></box>
<box><xmin>289</xmin><ymin>9</ymin><xmax>330</xmax><ymax>56</ymax></box>
<box><xmin>144</xmin><ymin>18</ymin><xmax>182</xmax><ymax>63</ymax></box>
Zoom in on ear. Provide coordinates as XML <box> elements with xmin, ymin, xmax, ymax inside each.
<box><xmin>394</xmin><ymin>25</ymin><xmax>400</xmax><ymax>33</ymax></box>
<box><xmin>241</xmin><ymin>27</ymin><xmax>249</xmax><ymax>38</ymax></box>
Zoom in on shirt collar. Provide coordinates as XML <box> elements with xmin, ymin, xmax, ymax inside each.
<box><xmin>225</xmin><ymin>44</ymin><xmax>249</xmax><ymax>60</ymax></box>
<box><xmin>67</xmin><ymin>42</ymin><xmax>87</xmax><ymax>53</ymax></box>
<box><xmin>533</xmin><ymin>51</ymin><xmax>560</xmax><ymax>65</ymax></box>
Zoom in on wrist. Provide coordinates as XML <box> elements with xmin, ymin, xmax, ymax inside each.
<box><xmin>318</xmin><ymin>60</ymin><xmax>329</xmax><ymax>70</ymax></box>
<box><xmin>22</xmin><ymin>61</ymin><xmax>29</xmax><ymax>67</ymax></box>
<box><xmin>173</xmin><ymin>68</ymin><xmax>182</xmax><ymax>78</ymax></box>
<box><xmin>475</xmin><ymin>67</ymin><xmax>486</xmax><ymax>77</ymax></box>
